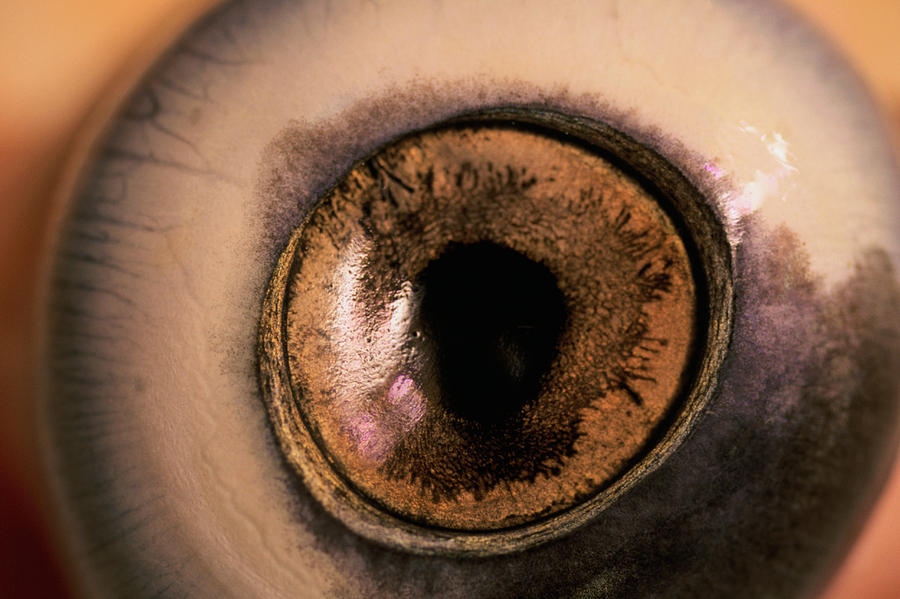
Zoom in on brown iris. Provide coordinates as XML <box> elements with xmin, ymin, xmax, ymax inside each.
<box><xmin>258</xmin><ymin>114</ymin><xmax>727</xmax><ymax>549</ymax></box>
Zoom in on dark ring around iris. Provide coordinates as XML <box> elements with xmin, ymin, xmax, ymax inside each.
<box><xmin>256</xmin><ymin>108</ymin><xmax>733</xmax><ymax>556</ymax></box>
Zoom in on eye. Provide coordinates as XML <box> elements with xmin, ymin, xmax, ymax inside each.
<box><xmin>39</xmin><ymin>1</ymin><xmax>900</xmax><ymax>598</ymax></box>
<box><xmin>258</xmin><ymin>116</ymin><xmax>730</xmax><ymax>551</ymax></box>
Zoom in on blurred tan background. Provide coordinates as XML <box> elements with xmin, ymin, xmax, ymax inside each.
<box><xmin>0</xmin><ymin>0</ymin><xmax>897</xmax><ymax>597</ymax></box>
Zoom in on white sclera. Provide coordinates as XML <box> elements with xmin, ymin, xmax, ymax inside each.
<box><xmin>42</xmin><ymin>1</ymin><xmax>900</xmax><ymax>597</ymax></box>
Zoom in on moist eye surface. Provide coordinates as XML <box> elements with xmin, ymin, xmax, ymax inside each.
<box><xmin>41</xmin><ymin>0</ymin><xmax>900</xmax><ymax>594</ymax></box>
<box><xmin>259</xmin><ymin>118</ymin><xmax>716</xmax><ymax>540</ymax></box>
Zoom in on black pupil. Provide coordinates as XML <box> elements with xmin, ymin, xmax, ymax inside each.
<box><xmin>417</xmin><ymin>241</ymin><xmax>567</xmax><ymax>424</ymax></box>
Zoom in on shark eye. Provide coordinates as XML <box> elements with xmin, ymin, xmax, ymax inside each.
<box><xmin>258</xmin><ymin>116</ymin><xmax>730</xmax><ymax>550</ymax></box>
<box><xmin>40</xmin><ymin>0</ymin><xmax>900</xmax><ymax>597</ymax></box>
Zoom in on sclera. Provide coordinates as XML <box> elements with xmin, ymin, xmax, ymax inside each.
<box><xmin>40</xmin><ymin>1</ymin><xmax>900</xmax><ymax>598</ymax></box>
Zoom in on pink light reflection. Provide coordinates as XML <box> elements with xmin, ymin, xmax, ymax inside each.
<box><xmin>345</xmin><ymin>374</ymin><xmax>426</xmax><ymax>464</ymax></box>
<box><xmin>703</xmin><ymin>161</ymin><xmax>726</xmax><ymax>179</ymax></box>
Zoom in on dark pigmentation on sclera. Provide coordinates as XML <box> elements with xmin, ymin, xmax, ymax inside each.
<box><xmin>283</xmin><ymin>215</ymin><xmax>900</xmax><ymax>599</ymax></box>
<box><xmin>252</xmin><ymin>58</ymin><xmax>900</xmax><ymax>594</ymax></box>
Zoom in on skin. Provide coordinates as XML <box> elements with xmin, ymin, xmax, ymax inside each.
<box><xmin>0</xmin><ymin>0</ymin><xmax>897</xmax><ymax>596</ymax></box>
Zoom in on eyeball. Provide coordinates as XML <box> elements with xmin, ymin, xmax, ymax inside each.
<box><xmin>39</xmin><ymin>1</ymin><xmax>900</xmax><ymax>598</ymax></box>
